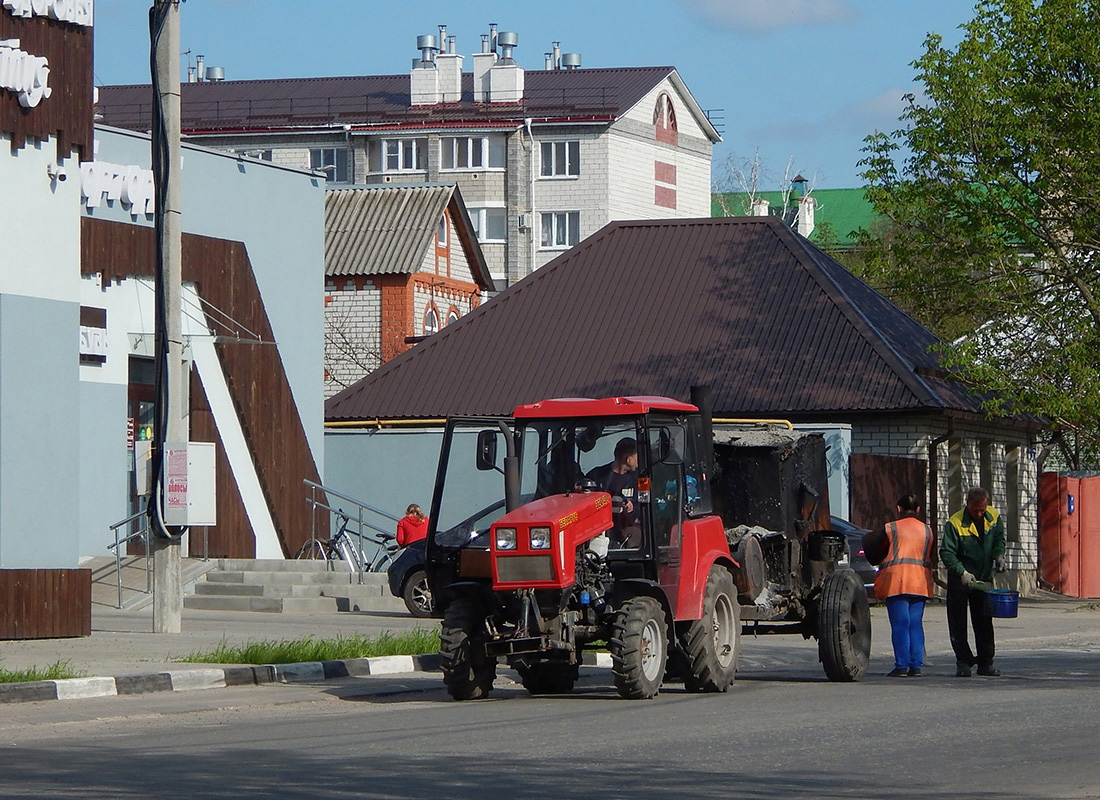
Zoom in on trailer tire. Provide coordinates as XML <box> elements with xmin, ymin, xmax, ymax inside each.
<box><xmin>680</xmin><ymin>566</ymin><xmax>740</xmax><ymax>692</ymax></box>
<box><xmin>610</xmin><ymin>596</ymin><xmax>668</xmax><ymax>699</ymax></box>
<box><xmin>440</xmin><ymin>596</ymin><xmax>496</xmax><ymax>700</ymax></box>
<box><xmin>817</xmin><ymin>568</ymin><xmax>871</xmax><ymax>682</ymax></box>
<box><xmin>516</xmin><ymin>661</ymin><xmax>579</xmax><ymax>695</ymax></box>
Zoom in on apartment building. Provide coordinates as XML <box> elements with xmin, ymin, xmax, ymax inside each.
<box><xmin>95</xmin><ymin>24</ymin><xmax>721</xmax><ymax>288</ymax></box>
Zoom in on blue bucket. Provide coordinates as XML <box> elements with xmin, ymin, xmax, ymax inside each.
<box><xmin>986</xmin><ymin>589</ymin><xmax>1019</xmax><ymax>618</ymax></box>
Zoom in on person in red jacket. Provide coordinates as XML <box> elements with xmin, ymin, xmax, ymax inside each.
<box><xmin>874</xmin><ymin>493</ymin><xmax>936</xmax><ymax>677</ymax></box>
<box><xmin>396</xmin><ymin>503</ymin><xmax>429</xmax><ymax>547</ymax></box>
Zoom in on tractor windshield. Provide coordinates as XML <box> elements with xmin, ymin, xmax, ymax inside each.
<box><xmin>430</xmin><ymin>417</ymin><xmax>642</xmax><ymax>551</ymax></box>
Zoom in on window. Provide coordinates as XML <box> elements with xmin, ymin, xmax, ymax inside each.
<box><xmin>470</xmin><ymin>207</ymin><xmax>507</xmax><ymax>242</ymax></box>
<box><xmin>441</xmin><ymin>136</ymin><xmax>505</xmax><ymax>170</ymax></box>
<box><xmin>446</xmin><ymin>307</ymin><xmax>460</xmax><ymax>326</ymax></box>
<box><xmin>383</xmin><ymin>138</ymin><xmax>426</xmax><ymax>172</ymax></box>
<box><xmin>540</xmin><ymin>140</ymin><xmax>580</xmax><ymax>177</ymax></box>
<box><xmin>423</xmin><ymin>305</ymin><xmax>440</xmax><ymax>336</ymax></box>
<box><xmin>540</xmin><ymin>211</ymin><xmax>580</xmax><ymax>249</ymax></box>
<box><xmin>437</xmin><ymin>215</ymin><xmax>448</xmax><ymax>246</ymax></box>
<box><xmin>309</xmin><ymin>148</ymin><xmax>351</xmax><ymax>182</ymax></box>
<box><xmin>653</xmin><ymin>92</ymin><xmax>678</xmax><ymax>146</ymax></box>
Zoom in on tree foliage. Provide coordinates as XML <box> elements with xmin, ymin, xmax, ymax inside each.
<box><xmin>857</xmin><ymin>0</ymin><xmax>1100</xmax><ymax>463</ymax></box>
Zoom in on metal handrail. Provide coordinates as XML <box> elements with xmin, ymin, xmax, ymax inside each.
<box><xmin>303</xmin><ymin>479</ymin><xmax>401</xmax><ymax>584</ymax></box>
<box><xmin>108</xmin><ymin>507</ymin><xmax>153</xmax><ymax>609</ymax></box>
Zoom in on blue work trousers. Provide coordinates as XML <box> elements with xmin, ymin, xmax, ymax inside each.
<box><xmin>885</xmin><ymin>594</ymin><xmax>927</xmax><ymax>670</ymax></box>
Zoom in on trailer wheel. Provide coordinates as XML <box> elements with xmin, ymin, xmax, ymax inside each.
<box><xmin>817</xmin><ymin>568</ymin><xmax>871</xmax><ymax>682</ymax></box>
<box><xmin>680</xmin><ymin>566</ymin><xmax>740</xmax><ymax>692</ymax></box>
<box><xmin>610</xmin><ymin>596</ymin><xmax>668</xmax><ymax>699</ymax></box>
<box><xmin>440</xmin><ymin>596</ymin><xmax>496</xmax><ymax>700</ymax></box>
<box><xmin>516</xmin><ymin>661</ymin><xmax>579</xmax><ymax>695</ymax></box>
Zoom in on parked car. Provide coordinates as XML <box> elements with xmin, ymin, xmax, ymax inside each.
<box><xmin>388</xmin><ymin>498</ymin><xmax>517</xmax><ymax>617</ymax></box>
<box><xmin>831</xmin><ymin>516</ymin><xmax>878</xmax><ymax>600</ymax></box>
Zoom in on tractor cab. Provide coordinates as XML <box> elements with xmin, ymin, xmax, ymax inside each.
<box><xmin>425</xmin><ymin>396</ymin><xmax>714</xmax><ymax>611</ymax></box>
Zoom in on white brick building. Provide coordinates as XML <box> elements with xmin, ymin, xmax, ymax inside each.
<box><xmin>96</xmin><ymin>26</ymin><xmax>721</xmax><ymax>290</ymax></box>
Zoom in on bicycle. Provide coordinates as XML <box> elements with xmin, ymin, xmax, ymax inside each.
<box><xmin>295</xmin><ymin>512</ymin><xmax>400</xmax><ymax>573</ymax></box>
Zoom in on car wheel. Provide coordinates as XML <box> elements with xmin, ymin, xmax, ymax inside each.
<box><xmin>401</xmin><ymin>569</ymin><xmax>434</xmax><ymax>618</ymax></box>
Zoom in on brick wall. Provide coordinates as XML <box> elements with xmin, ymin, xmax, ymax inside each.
<box><xmin>323</xmin><ymin>277</ymin><xmax>382</xmax><ymax>398</ymax></box>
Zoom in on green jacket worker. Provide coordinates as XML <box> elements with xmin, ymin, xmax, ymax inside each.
<box><xmin>940</xmin><ymin>487</ymin><xmax>1007</xmax><ymax>677</ymax></box>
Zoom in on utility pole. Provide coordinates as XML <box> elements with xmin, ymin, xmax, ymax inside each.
<box><xmin>151</xmin><ymin>0</ymin><xmax>184</xmax><ymax>634</ymax></box>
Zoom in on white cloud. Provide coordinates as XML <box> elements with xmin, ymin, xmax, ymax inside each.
<box><xmin>681</xmin><ymin>0</ymin><xmax>857</xmax><ymax>33</ymax></box>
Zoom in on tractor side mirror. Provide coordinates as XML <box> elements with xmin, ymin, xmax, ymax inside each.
<box><xmin>654</xmin><ymin>428</ymin><xmax>684</xmax><ymax>465</ymax></box>
<box><xmin>476</xmin><ymin>429</ymin><xmax>498</xmax><ymax>471</ymax></box>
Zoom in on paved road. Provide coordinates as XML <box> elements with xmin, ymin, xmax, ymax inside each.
<box><xmin>2</xmin><ymin>603</ymin><xmax>1099</xmax><ymax>799</ymax></box>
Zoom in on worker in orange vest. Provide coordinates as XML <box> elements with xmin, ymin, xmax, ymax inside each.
<box><xmin>874</xmin><ymin>493</ymin><xmax>937</xmax><ymax>677</ymax></box>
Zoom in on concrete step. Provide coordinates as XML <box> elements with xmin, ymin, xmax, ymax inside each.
<box><xmin>332</xmin><ymin>595</ymin><xmax>410</xmax><ymax>613</ymax></box>
<box><xmin>204</xmin><ymin>570</ymin><xmax>388</xmax><ymax>586</ymax></box>
<box><xmin>217</xmin><ymin>558</ymin><xmax>349</xmax><ymax>573</ymax></box>
<box><xmin>193</xmin><ymin>582</ymin><xmax>334</xmax><ymax>599</ymax></box>
<box><xmin>183</xmin><ymin>595</ymin><xmax>341</xmax><ymax>613</ymax></box>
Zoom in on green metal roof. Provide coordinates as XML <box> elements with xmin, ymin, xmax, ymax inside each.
<box><xmin>712</xmin><ymin>188</ymin><xmax>879</xmax><ymax>247</ymax></box>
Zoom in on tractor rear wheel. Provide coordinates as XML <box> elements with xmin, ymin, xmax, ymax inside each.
<box><xmin>680</xmin><ymin>566</ymin><xmax>740</xmax><ymax>692</ymax></box>
<box><xmin>440</xmin><ymin>596</ymin><xmax>496</xmax><ymax>700</ymax></box>
<box><xmin>515</xmin><ymin>661</ymin><xmax>579</xmax><ymax>695</ymax></box>
<box><xmin>610</xmin><ymin>596</ymin><xmax>668</xmax><ymax>699</ymax></box>
<box><xmin>817</xmin><ymin>568</ymin><xmax>871</xmax><ymax>682</ymax></box>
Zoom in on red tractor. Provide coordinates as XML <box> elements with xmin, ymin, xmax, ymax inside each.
<box><xmin>425</xmin><ymin>391</ymin><xmax>870</xmax><ymax>700</ymax></box>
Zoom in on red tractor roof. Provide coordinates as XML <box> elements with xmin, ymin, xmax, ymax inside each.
<box><xmin>513</xmin><ymin>396</ymin><xmax>698</xmax><ymax>419</ymax></box>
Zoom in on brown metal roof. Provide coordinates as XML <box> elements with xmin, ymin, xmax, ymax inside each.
<box><xmin>325</xmin><ymin>183</ymin><xmax>492</xmax><ymax>289</ymax></box>
<box><xmin>325</xmin><ymin>216</ymin><xmax>995</xmax><ymax>422</ymax></box>
<box><xmin>96</xmin><ymin>67</ymin><xmax>715</xmax><ymax>138</ymax></box>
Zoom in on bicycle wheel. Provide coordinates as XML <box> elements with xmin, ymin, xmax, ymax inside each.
<box><xmin>295</xmin><ymin>539</ymin><xmax>332</xmax><ymax>560</ymax></box>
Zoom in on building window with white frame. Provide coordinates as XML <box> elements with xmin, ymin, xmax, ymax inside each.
<box><xmin>470</xmin><ymin>207</ymin><xmax>507</xmax><ymax>242</ymax></box>
<box><xmin>540</xmin><ymin>211</ymin><xmax>580</xmax><ymax>249</ymax></box>
<box><xmin>540</xmin><ymin>140</ymin><xmax>580</xmax><ymax>177</ymax></box>
<box><xmin>423</xmin><ymin>305</ymin><xmax>440</xmax><ymax>336</ymax></box>
<box><xmin>383</xmin><ymin>138</ymin><xmax>426</xmax><ymax>172</ymax></box>
<box><xmin>446</xmin><ymin>307</ymin><xmax>460</xmax><ymax>326</ymax></box>
<box><xmin>437</xmin><ymin>215</ymin><xmax>448</xmax><ymax>246</ymax></box>
<box><xmin>310</xmin><ymin>147</ymin><xmax>351</xmax><ymax>182</ymax></box>
<box><xmin>441</xmin><ymin>136</ymin><xmax>506</xmax><ymax>170</ymax></box>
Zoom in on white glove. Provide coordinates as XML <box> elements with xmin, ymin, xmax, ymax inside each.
<box><xmin>961</xmin><ymin>570</ymin><xmax>976</xmax><ymax>587</ymax></box>
<box><xmin>994</xmin><ymin>556</ymin><xmax>1007</xmax><ymax>573</ymax></box>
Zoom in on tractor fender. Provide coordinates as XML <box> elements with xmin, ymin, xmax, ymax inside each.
<box><xmin>610</xmin><ymin>578</ymin><xmax>673</xmax><ymax>629</ymax></box>
<box><xmin>676</xmin><ymin>516</ymin><xmax>740</xmax><ymax>621</ymax></box>
<box><xmin>439</xmin><ymin>580</ymin><xmax>499</xmax><ymax>614</ymax></box>
<box><xmin>677</xmin><ymin>554</ymin><xmax>739</xmax><ymax>621</ymax></box>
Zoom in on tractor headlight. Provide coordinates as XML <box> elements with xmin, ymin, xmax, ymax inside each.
<box><xmin>529</xmin><ymin>526</ymin><xmax>552</xmax><ymax>550</ymax></box>
<box><xmin>495</xmin><ymin>527</ymin><xmax>517</xmax><ymax>550</ymax></box>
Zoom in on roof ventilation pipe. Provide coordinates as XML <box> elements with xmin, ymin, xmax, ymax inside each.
<box><xmin>545</xmin><ymin>52</ymin><xmax>554</xmax><ymax>70</ymax></box>
<box><xmin>497</xmin><ymin>31</ymin><xmax>518</xmax><ymax>64</ymax></box>
<box><xmin>437</xmin><ymin>24</ymin><xmax>447</xmax><ymax>51</ymax></box>
<box><xmin>196</xmin><ymin>54</ymin><xmax>204</xmax><ymax>82</ymax></box>
<box><xmin>552</xmin><ymin>41</ymin><xmax>561</xmax><ymax>69</ymax></box>
<box><xmin>416</xmin><ymin>34</ymin><xmax>438</xmax><ymax>65</ymax></box>
<box><xmin>561</xmin><ymin>53</ymin><xmax>582</xmax><ymax>70</ymax></box>
<box><xmin>205</xmin><ymin>66</ymin><xmax>225</xmax><ymax>82</ymax></box>
<box><xmin>489</xmin><ymin>22</ymin><xmax>498</xmax><ymax>54</ymax></box>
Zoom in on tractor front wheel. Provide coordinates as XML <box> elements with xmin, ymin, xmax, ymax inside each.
<box><xmin>817</xmin><ymin>568</ymin><xmax>871</xmax><ymax>682</ymax></box>
<box><xmin>679</xmin><ymin>566</ymin><xmax>740</xmax><ymax>692</ymax></box>
<box><xmin>440</xmin><ymin>596</ymin><xmax>496</xmax><ymax>700</ymax></box>
<box><xmin>610</xmin><ymin>596</ymin><xmax>668</xmax><ymax>699</ymax></box>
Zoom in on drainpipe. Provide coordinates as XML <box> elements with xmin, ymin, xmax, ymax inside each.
<box><xmin>927</xmin><ymin>417</ymin><xmax>955</xmax><ymax>535</ymax></box>
<box><xmin>525</xmin><ymin>117</ymin><xmax>535</xmax><ymax>283</ymax></box>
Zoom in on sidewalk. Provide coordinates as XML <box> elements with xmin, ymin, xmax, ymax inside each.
<box><xmin>0</xmin><ymin>590</ymin><xmax>1095</xmax><ymax>704</ymax></box>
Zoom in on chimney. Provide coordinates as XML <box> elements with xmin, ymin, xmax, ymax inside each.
<box><xmin>489</xmin><ymin>31</ymin><xmax>523</xmax><ymax>104</ymax></box>
<box><xmin>434</xmin><ymin>26</ymin><xmax>463</xmax><ymax>103</ymax></box>
<box><xmin>796</xmin><ymin>195</ymin><xmax>816</xmax><ymax>238</ymax></box>
<box><xmin>545</xmin><ymin>52</ymin><xmax>554</xmax><ymax>71</ymax></box>
<box><xmin>751</xmin><ymin>197</ymin><xmax>770</xmax><ymax>216</ymax></box>
<box><xmin>473</xmin><ymin>28</ymin><xmax>498</xmax><ymax>102</ymax></box>
<box><xmin>196</xmin><ymin>54</ymin><xmax>204</xmax><ymax>82</ymax></box>
<box><xmin>552</xmin><ymin>41</ymin><xmax>561</xmax><ymax>69</ymax></box>
<box><xmin>410</xmin><ymin>34</ymin><xmax>441</xmax><ymax>106</ymax></box>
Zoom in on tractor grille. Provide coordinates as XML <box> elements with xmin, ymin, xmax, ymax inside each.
<box><xmin>496</xmin><ymin>555</ymin><xmax>554</xmax><ymax>583</ymax></box>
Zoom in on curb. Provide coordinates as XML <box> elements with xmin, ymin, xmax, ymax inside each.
<box><xmin>0</xmin><ymin>651</ymin><xmax>613</xmax><ymax>705</ymax></box>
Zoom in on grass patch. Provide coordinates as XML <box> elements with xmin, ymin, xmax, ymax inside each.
<box><xmin>0</xmin><ymin>660</ymin><xmax>84</xmax><ymax>684</ymax></box>
<box><xmin>178</xmin><ymin>629</ymin><xmax>439</xmax><ymax>665</ymax></box>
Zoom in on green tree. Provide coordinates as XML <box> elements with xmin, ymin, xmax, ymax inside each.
<box><xmin>858</xmin><ymin>0</ymin><xmax>1100</xmax><ymax>465</ymax></box>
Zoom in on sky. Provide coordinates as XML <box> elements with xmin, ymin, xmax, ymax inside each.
<box><xmin>91</xmin><ymin>0</ymin><xmax>975</xmax><ymax>190</ymax></box>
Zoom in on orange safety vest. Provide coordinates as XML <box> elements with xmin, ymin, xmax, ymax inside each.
<box><xmin>873</xmin><ymin>516</ymin><xmax>935</xmax><ymax>601</ymax></box>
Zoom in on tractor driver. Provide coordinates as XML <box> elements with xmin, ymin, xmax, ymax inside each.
<box><xmin>586</xmin><ymin>437</ymin><xmax>642</xmax><ymax>548</ymax></box>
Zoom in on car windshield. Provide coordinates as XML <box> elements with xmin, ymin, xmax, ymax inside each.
<box><xmin>431</xmin><ymin>417</ymin><xmax>640</xmax><ymax>547</ymax></box>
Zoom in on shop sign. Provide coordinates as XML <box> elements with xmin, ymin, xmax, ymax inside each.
<box><xmin>81</xmin><ymin>160</ymin><xmax>156</xmax><ymax>216</ymax></box>
<box><xmin>0</xmin><ymin>38</ymin><xmax>50</xmax><ymax>108</ymax></box>
<box><xmin>2</xmin><ymin>0</ymin><xmax>94</xmax><ymax>27</ymax></box>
